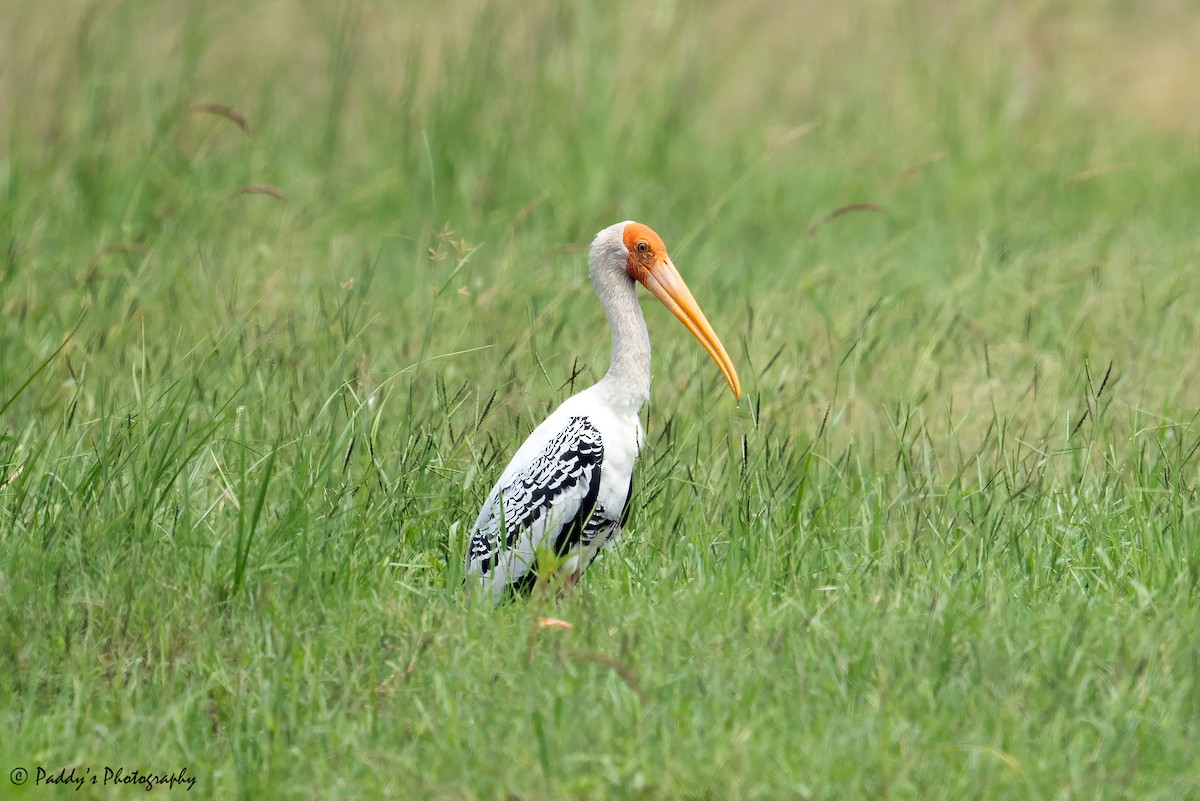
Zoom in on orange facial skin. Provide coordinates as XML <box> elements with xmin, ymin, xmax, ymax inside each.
<box><xmin>622</xmin><ymin>222</ymin><xmax>667</xmax><ymax>282</ymax></box>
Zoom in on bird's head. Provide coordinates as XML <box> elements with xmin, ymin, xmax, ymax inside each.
<box><xmin>590</xmin><ymin>221</ymin><xmax>742</xmax><ymax>400</ymax></box>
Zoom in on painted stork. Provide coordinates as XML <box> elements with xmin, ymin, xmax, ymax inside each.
<box><xmin>464</xmin><ymin>221</ymin><xmax>741</xmax><ymax>600</ymax></box>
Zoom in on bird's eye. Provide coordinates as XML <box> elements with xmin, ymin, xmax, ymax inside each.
<box><xmin>636</xmin><ymin>241</ymin><xmax>648</xmax><ymax>253</ymax></box>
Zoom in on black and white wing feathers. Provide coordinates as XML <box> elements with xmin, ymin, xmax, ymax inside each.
<box><xmin>466</xmin><ymin>416</ymin><xmax>604</xmax><ymax>594</ymax></box>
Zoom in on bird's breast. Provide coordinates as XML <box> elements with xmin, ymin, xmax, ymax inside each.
<box><xmin>591</xmin><ymin>411</ymin><xmax>641</xmax><ymax>518</ymax></box>
<box><xmin>557</xmin><ymin>392</ymin><xmax>641</xmax><ymax>517</ymax></box>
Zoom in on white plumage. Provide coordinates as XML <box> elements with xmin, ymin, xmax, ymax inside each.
<box><xmin>464</xmin><ymin>221</ymin><xmax>741</xmax><ymax>601</ymax></box>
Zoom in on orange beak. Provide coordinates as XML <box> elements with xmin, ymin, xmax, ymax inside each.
<box><xmin>640</xmin><ymin>257</ymin><xmax>742</xmax><ymax>400</ymax></box>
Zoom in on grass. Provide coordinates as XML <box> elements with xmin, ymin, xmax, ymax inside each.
<box><xmin>2</xmin><ymin>0</ymin><xmax>1199</xmax><ymax>798</ymax></box>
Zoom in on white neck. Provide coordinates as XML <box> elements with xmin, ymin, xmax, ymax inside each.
<box><xmin>591</xmin><ymin>267</ymin><xmax>651</xmax><ymax>410</ymax></box>
<box><xmin>582</xmin><ymin>221</ymin><xmax>652</xmax><ymax>412</ymax></box>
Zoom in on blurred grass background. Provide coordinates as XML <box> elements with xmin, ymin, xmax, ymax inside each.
<box><xmin>1</xmin><ymin>1</ymin><xmax>1199</xmax><ymax>798</ymax></box>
